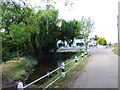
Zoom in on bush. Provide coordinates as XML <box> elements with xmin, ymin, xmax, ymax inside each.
<box><xmin>2</xmin><ymin>48</ymin><xmax>19</xmax><ymax>62</ymax></box>
<box><xmin>2</xmin><ymin>49</ymin><xmax>13</xmax><ymax>62</ymax></box>
<box><xmin>97</xmin><ymin>37</ymin><xmax>107</xmax><ymax>45</ymax></box>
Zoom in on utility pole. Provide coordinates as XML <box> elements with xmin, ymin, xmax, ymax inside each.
<box><xmin>118</xmin><ymin>2</ymin><xmax>120</xmax><ymax>44</ymax></box>
<box><xmin>118</xmin><ymin>1</ymin><xmax>120</xmax><ymax>89</ymax></box>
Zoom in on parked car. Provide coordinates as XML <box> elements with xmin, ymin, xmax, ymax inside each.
<box><xmin>76</xmin><ymin>42</ymin><xmax>84</xmax><ymax>47</ymax></box>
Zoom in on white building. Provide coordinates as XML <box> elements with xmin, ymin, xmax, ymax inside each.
<box><xmin>72</xmin><ymin>38</ymin><xmax>85</xmax><ymax>46</ymax></box>
<box><xmin>57</xmin><ymin>38</ymin><xmax>85</xmax><ymax>47</ymax></box>
<box><xmin>88</xmin><ymin>40</ymin><xmax>97</xmax><ymax>46</ymax></box>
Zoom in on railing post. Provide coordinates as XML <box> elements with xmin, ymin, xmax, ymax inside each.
<box><xmin>87</xmin><ymin>50</ymin><xmax>89</xmax><ymax>53</ymax></box>
<box><xmin>74</xmin><ymin>56</ymin><xmax>78</xmax><ymax>63</ymax></box>
<box><xmin>85</xmin><ymin>52</ymin><xmax>88</xmax><ymax>58</ymax></box>
<box><xmin>17</xmin><ymin>81</ymin><xmax>24</xmax><ymax>90</ymax></box>
<box><xmin>61</xmin><ymin>62</ymin><xmax>65</xmax><ymax>77</ymax></box>
<box><xmin>87</xmin><ymin>50</ymin><xmax>90</xmax><ymax>55</ymax></box>
<box><xmin>81</xmin><ymin>53</ymin><xmax>84</xmax><ymax>60</ymax></box>
<box><xmin>47</xmin><ymin>72</ymin><xmax>51</xmax><ymax>78</ymax></box>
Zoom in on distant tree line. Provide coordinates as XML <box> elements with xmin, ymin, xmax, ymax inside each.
<box><xmin>90</xmin><ymin>35</ymin><xmax>107</xmax><ymax>45</ymax></box>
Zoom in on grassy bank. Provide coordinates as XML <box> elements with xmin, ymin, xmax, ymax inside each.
<box><xmin>112</xmin><ymin>44</ymin><xmax>120</xmax><ymax>56</ymax></box>
<box><xmin>1</xmin><ymin>57</ymin><xmax>37</xmax><ymax>88</ymax></box>
<box><xmin>39</xmin><ymin>51</ymin><xmax>89</xmax><ymax>88</ymax></box>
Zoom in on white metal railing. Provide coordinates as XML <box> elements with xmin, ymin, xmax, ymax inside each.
<box><xmin>17</xmin><ymin>51</ymin><xmax>89</xmax><ymax>90</ymax></box>
<box><xmin>23</xmin><ymin>67</ymin><xmax>61</xmax><ymax>89</ymax></box>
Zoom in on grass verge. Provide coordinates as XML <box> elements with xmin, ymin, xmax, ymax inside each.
<box><xmin>112</xmin><ymin>44</ymin><xmax>120</xmax><ymax>56</ymax></box>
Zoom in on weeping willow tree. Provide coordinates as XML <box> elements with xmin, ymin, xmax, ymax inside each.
<box><xmin>25</xmin><ymin>5</ymin><xmax>60</xmax><ymax>54</ymax></box>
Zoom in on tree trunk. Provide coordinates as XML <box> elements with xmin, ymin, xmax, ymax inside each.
<box><xmin>85</xmin><ymin>42</ymin><xmax>87</xmax><ymax>52</ymax></box>
<box><xmin>39</xmin><ymin>47</ymin><xmax>43</xmax><ymax>56</ymax></box>
<box><xmin>85</xmin><ymin>38</ymin><xmax>88</xmax><ymax>52</ymax></box>
<box><xmin>17</xmin><ymin>44</ymin><xmax>19</xmax><ymax>62</ymax></box>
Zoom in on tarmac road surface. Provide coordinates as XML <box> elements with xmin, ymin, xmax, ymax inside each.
<box><xmin>67</xmin><ymin>47</ymin><xmax>118</xmax><ymax>88</ymax></box>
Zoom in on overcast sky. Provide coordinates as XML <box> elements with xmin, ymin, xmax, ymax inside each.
<box><xmin>28</xmin><ymin>0</ymin><xmax>119</xmax><ymax>43</ymax></box>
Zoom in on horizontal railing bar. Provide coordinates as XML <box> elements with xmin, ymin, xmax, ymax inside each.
<box><xmin>65</xmin><ymin>59</ymin><xmax>82</xmax><ymax>74</ymax></box>
<box><xmin>23</xmin><ymin>74</ymin><xmax>48</xmax><ymax>88</ymax></box>
<box><xmin>43</xmin><ymin>76</ymin><xmax>61</xmax><ymax>90</ymax></box>
<box><xmin>65</xmin><ymin>54</ymin><xmax>84</xmax><ymax>66</ymax></box>
<box><xmin>65</xmin><ymin>63</ymin><xmax>77</xmax><ymax>74</ymax></box>
<box><xmin>65</xmin><ymin>59</ymin><xmax>74</xmax><ymax>65</ymax></box>
<box><xmin>23</xmin><ymin>67</ymin><xmax>61</xmax><ymax>88</ymax></box>
<box><xmin>49</xmin><ymin>67</ymin><xmax>61</xmax><ymax>74</ymax></box>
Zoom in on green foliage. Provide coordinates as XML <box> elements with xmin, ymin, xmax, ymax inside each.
<box><xmin>80</xmin><ymin>17</ymin><xmax>94</xmax><ymax>37</ymax></box>
<box><xmin>80</xmin><ymin>16</ymin><xmax>94</xmax><ymax>51</ymax></box>
<box><xmin>97</xmin><ymin>37</ymin><xmax>107</xmax><ymax>45</ymax></box>
<box><xmin>2</xmin><ymin>49</ymin><xmax>12</xmax><ymax>62</ymax></box>
<box><xmin>59</xmin><ymin>19</ymin><xmax>81</xmax><ymax>46</ymax></box>
<box><xmin>112</xmin><ymin>44</ymin><xmax>120</xmax><ymax>56</ymax></box>
<box><xmin>2</xmin><ymin>48</ymin><xmax>18</xmax><ymax>62</ymax></box>
<box><xmin>2</xmin><ymin>0</ymin><xmax>34</xmax><ymax>53</ymax></box>
<box><xmin>1</xmin><ymin>0</ymin><xmax>94</xmax><ymax>62</ymax></box>
<box><xmin>76</xmin><ymin>34</ymin><xmax>84</xmax><ymax>39</ymax></box>
<box><xmin>90</xmin><ymin>35</ymin><xmax>99</xmax><ymax>41</ymax></box>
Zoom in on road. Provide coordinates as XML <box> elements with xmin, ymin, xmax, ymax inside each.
<box><xmin>57</xmin><ymin>46</ymin><xmax>85</xmax><ymax>52</ymax></box>
<box><xmin>67</xmin><ymin>47</ymin><xmax>118</xmax><ymax>88</ymax></box>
